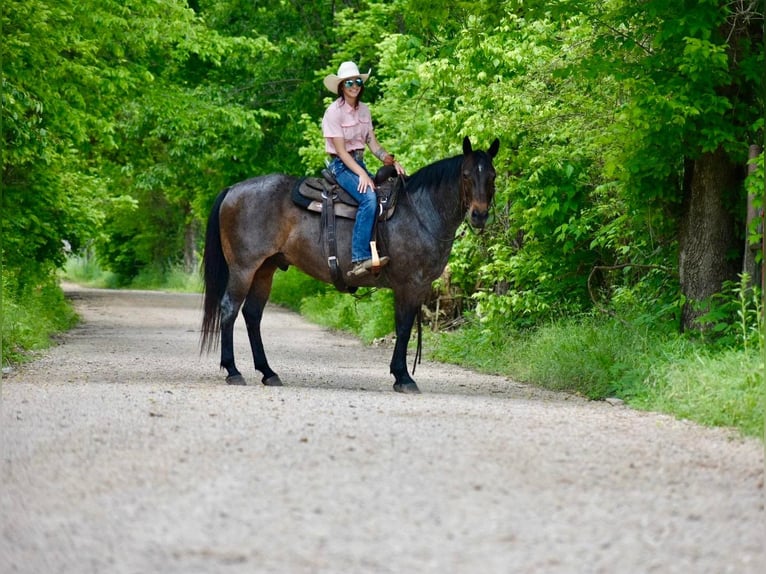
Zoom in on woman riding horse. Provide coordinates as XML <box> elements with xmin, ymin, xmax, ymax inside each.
<box><xmin>322</xmin><ymin>61</ymin><xmax>406</xmax><ymax>278</ymax></box>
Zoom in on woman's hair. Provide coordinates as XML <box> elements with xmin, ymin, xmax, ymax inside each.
<box><xmin>337</xmin><ymin>83</ymin><xmax>364</xmax><ymax>108</ymax></box>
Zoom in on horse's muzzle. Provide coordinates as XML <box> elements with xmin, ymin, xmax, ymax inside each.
<box><xmin>470</xmin><ymin>208</ymin><xmax>489</xmax><ymax>228</ymax></box>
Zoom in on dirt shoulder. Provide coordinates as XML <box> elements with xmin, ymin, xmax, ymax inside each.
<box><xmin>2</xmin><ymin>285</ymin><xmax>764</xmax><ymax>573</ymax></box>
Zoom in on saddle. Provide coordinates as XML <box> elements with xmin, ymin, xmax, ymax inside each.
<box><xmin>290</xmin><ymin>166</ymin><xmax>404</xmax><ymax>293</ymax></box>
<box><xmin>291</xmin><ymin>165</ymin><xmax>402</xmax><ymax>221</ymax></box>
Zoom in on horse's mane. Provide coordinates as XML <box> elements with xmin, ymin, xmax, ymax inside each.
<box><xmin>404</xmin><ymin>155</ymin><xmax>462</xmax><ymax>194</ymax></box>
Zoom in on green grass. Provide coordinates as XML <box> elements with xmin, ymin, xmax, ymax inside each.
<box><xmin>64</xmin><ymin>255</ymin><xmax>201</xmax><ymax>292</ymax></box>
<box><xmin>429</xmin><ymin>314</ymin><xmax>764</xmax><ymax>438</ymax></box>
<box><xmin>130</xmin><ymin>265</ymin><xmax>202</xmax><ymax>292</ymax></box>
<box><xmin>2</xmin><ymin>273</ymin><xmax>79</xmax><ymax>366</ymax></box>
<box><xmin>301</xmin><ymin>288</ymin><xmax>395</xmax><ymax>344</ymax></box>
<box><xmin>270</xmin><ymin>267</ymin><xmax>332</xmax><ymax>311</ymax></box>
<box><xmin>63</xmin><ymin>253</ymin><xmax>119</xmax><ymax>288</ymax></box>
<box><xmin>637</xmin><ymin>348</ymin><xmax>763</xmax><ymax>438</ymax></box>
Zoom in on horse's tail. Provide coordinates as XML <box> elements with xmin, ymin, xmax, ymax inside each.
<box><xmin>200</xmin><ymin>187</ymin><xmax>231</xmax><ymax>354</ymax></box>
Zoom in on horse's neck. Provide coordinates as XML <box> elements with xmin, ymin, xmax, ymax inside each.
<box><xmin>429</xmin><ymin>181</ymin><xmax>463</xmax><ymax>228</ymax></box>
<box><xmin>412</xmin><ymin>159</ymin><xmax>465</xmax><ymax>230</ymax></box>
<box><xmin>400</xmin><ymin>182</ymin><xmax>463</xmax><ymax>247</ymax></box>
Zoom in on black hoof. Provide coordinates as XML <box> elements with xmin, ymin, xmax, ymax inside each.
<box><xmin>393</xmin><ymin>382</ymin><xmax>421</xmax><ymax>394</ymax></box>
<box><xmin>226</xmin><ymin>374</ymin><xmax>247</xmax><ymax>385</ymax></box>
<box><xmin>262</xmin><ymin>374</ymin><xmax>283</xmax><ymax>387</ymax></box>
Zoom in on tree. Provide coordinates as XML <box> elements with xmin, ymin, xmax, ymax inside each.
<box><xmin>330</xmin><ymin>0</ymin><xmax>763</xmax><ymax>333</ymax></box>
<box><xmin>577</xmin><ymin>0</ymin><xmax>763</xmax><ymax>330</ymax></box>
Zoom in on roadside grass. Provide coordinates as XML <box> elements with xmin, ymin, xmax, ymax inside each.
<box><xmin>63</xmin><ymin>254</ymin><xmax>119</xmax><ymax>288</ymax></box>
<box><xmin>130</xmin><ymin>265</ymin><xmax>202</xmax><ymax>293</ymax></box>
<box><xmin>428</xmin><ymin>316</ymin><xmax>764</xmax><ymax>438</ymax></box>
<box><xmin>270</xmin><ymin>266</ymin><xmax>332</xmax><ymax>311</ymax></box>
<box><xmin>2</xmin><ymin>273</ymin><xmax>78</xmax><ymax>366</ymax></box>
<box><xmin>638</xmin><ymin>347</ymin><xmax>763</xmax><ymax>438</ymax></box>
<box><xmin>64</xmin><ymin>255</ymin><xmax>201</xmax><ymax>292</ymax></box>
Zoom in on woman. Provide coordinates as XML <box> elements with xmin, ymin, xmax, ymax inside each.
<box><xmin>322</xmin><ymin>61</ymin><xmax>405</xmax><ymax>278</ymax></box>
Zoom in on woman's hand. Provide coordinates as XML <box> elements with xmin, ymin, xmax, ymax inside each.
<box><xmin>357</xmin><ymin>172</ymin><xmax>375</xmax><ymax>193</ymax></box>
<box><xmin>382</xmin><ymin>154</ymin><xmax>406</xmax><ymax>176</ymax></box>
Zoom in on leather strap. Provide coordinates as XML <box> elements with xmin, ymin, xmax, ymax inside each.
<box><xmin>321</xmin><ymin>181</ymin><xmax>351</xmax><ymax>293</ymax></box>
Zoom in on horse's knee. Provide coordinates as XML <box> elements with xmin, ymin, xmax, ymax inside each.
<box><xmin>220</xmin><ymin>293</ymin><xmax>240</xmax><ymax>325</ymax></box>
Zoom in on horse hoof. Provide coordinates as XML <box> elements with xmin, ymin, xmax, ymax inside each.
<box><xmin>262</xmin><ymin>375</ymin><xmax>283</xmax><ymax>387</ymax></box>
<box><xmin>226</xmin><ymin>374</ymin><xmax>247</xmax><ymax>385</ymax></box>
<box><xmin>393</xmin><ymin>382</ymin><xmax>421</xmax><ymax>394</ymax></box>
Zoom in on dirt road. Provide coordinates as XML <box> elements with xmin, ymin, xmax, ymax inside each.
<box><xmin>2</xmin><ymin>285</ymin><xmax>764</xmax><ymax>573</ymax></box>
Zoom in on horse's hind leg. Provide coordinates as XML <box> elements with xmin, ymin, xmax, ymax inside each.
<box><xmin>220</xmin><ymin>286</ymin><xmax>247</xmax><ymax>385</ymax></box>
<box><xmin>241</xmin><ymin>258</ymin><xmax>282</xmax><ymax>386</ymax></box>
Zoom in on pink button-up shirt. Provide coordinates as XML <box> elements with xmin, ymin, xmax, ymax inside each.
<box><xmin>322</xmin><ymin>98</ymin><xmax>373</xmax><ymax>154</ymax></box>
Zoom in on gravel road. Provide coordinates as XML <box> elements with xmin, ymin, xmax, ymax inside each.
<box><xmin>2</xmin><ymin>284</ymin><xmax>764</xmax><ymax>573</ymax></box>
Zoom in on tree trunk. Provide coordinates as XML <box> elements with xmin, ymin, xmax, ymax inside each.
<box><xmin>183</xmin><ymin>220</ymin><xmax>198</xmax><ymax>274</ymax></box>
<box><xmin>742</xmin><ymin>145</ymin><xmax>762</xmax><ymax>288</ymax></box>
<box><xmin>679</xmin><ymin>146</ymin><xmax>742</xmax><ymax>331</ymax></box>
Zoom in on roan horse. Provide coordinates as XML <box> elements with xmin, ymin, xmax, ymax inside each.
<box><xmin>200</xmin><ymin>136</ymin><xmax>500</xmax><ymax>393</ymax></box>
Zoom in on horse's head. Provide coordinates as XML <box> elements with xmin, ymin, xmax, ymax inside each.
<box><xmin>461</xmin><ymin>136</ymin><xmax>500</xmax><ymax>229</ymax></box>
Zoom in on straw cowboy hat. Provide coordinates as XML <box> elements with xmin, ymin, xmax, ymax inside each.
<box><xmin>323</xmin><ymin>61</ymin><xmax>371</xmax><ymax>93</ymax></box>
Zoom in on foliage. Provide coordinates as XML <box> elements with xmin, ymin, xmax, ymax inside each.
<box><xmin>745</xmin><ymin>151</ymin><xmax>765</xmax><ymax>253</ymax></box>
<box><xmin>694</xmin><ymin>274</ymin><xmax>764</xmax><ymax>351</ymax></box>
<box><xmin>339</xmin><ymin>0</ymin><xmax>763</xmax><ymax>329</ymax></box>
<box><xmin>1</xmin><ymin>270</ymin><xmax>78</xmax><ymax>366</ymax></box>
<box><xmin>270</xmin><ymin>267</ymin><xmax>332</xmax><ymax>312</ymax></box>
<box><xmin>2</xmin><ymin>0</ymin><xmax>197</xmax><ymax>286</ymax></box>
<box><xmin>300</xmin><ymin>288</ymin><xmax>395</xmax><ymax>344</ymax></box>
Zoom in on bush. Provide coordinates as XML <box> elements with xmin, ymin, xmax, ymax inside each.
<box><xmin>270</xmin><ymin>267</ymin><xmax>331</xmax><ymax>311</ymax></box>
<box><xmin>300</xmin><ymin>288</ymin><xmax>395</xmax><ymax>344</ymax></box>
<box><xmin>2</xmin><ymin>272</ymin><xmax>78</xmax><ymax>365</ymax></box>
<box><xmin>270</xmin><ymin>267</ymin><xmax>395</xmax><ymax>343</ymax></box>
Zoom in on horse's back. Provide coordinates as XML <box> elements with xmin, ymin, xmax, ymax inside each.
<box><xmin>224</xmin><ymin>174</ymin><xmax>295</xmax><ymax>204</ymax></box>
<box><xmin>220</xmin><ymin>174</ymin><xmax>296</xmax><ymax>222</ymax></box>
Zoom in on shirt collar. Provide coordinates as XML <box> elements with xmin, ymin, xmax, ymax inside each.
<box><xmin>337</xmin><ymin>98</ymin><xmax>358</xmax><ymax>113</ymax></box>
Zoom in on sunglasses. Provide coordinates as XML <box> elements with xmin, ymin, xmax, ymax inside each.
<box><xmin>343</xmin><ymin>78</ymin><xmax>364</xmax><ymax>88</ymax></box>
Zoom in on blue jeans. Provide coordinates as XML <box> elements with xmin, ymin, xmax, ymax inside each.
<box><xmin>329</xmin><ymin>157</ymin><xmax>378</xmax><ymax>263</ymax></box>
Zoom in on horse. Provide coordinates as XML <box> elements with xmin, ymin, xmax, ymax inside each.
<box><xmin>200</xmin><ymin>136</ymin><xmax>500</xmax><ymax>393</ymax></box>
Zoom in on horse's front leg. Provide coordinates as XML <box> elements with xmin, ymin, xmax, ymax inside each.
<box><xmin>390</xmin><ymin>300</ymin><xmax>421</xmax><ymax>394</ymax></box>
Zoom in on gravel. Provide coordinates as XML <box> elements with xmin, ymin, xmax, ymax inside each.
<box><xmin>2</xmin><ymin>284</ymin><xmax>764</xmax><ymax>573</ymax></box>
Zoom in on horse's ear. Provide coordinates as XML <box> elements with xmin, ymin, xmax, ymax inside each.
<box><xmin>488</xmin><ymin>138</ymin><xmax>500</xmax><ymax>159</ymax></box>
<box><xmin>463</xmin><ymin>136</ymin><xmax>473</xmax><ymax>155</ymax></box>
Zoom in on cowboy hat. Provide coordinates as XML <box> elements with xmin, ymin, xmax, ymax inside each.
<box><xmin>323</xmin><ymin>61</ymin><xmax>371</xmax><ymax>93</ymax></box>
